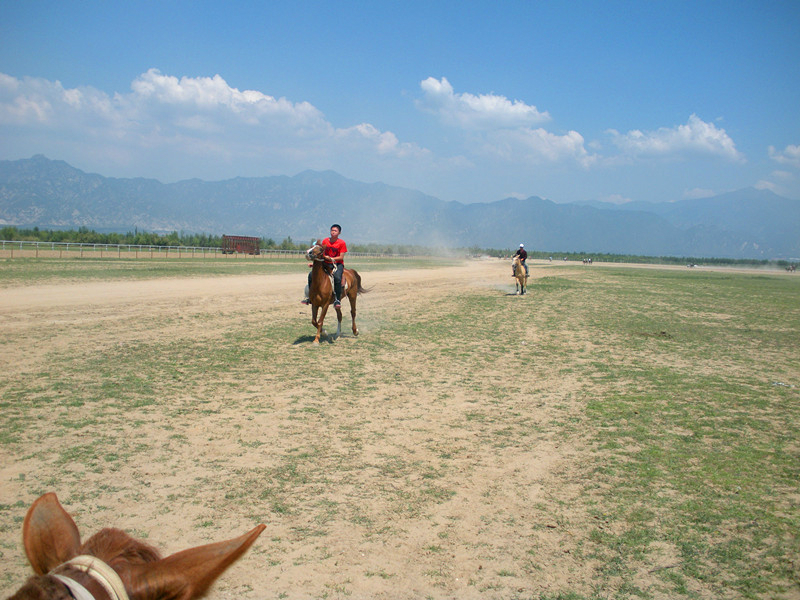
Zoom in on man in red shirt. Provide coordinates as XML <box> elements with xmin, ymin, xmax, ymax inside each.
<box><xmin>302</xmin><ymin>224</ymin><xmax>348</xmax><ymax>306</ymax></box>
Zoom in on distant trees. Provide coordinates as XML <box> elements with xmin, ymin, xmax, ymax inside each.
<box><xmin>0</xmin><ymin>226</ymin><xmax>785</xmax><ymax>266</ymax></box>
<box><xmin>0</xmin><ymin>226</ymin><xmax>223</xmax><ymax>248</ymax></box>
<box><xmin>0</xmin><ymin>226</ymin><xmax>314</xmax><ymax>252</ymax></box>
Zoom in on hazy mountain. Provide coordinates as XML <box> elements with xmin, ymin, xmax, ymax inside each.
<box><xmin>1</xmin><ymin>155</ymin><xmax>798</xmax><ymax>259</ymax></box>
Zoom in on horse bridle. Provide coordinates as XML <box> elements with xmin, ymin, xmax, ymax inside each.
<box><xmin>51</xmin><ymin>555</ymin><xmax>129</xmax><ymax>600</ymax></box>
<box><xmin>306</xmin><ymin>243</ymin><xmax>327</xmax><ymax>263</ymax></box>
<box><xmin>306</xmin><ymin>244</ymin><xmax>336</xmax><ymax>274</ymax></box>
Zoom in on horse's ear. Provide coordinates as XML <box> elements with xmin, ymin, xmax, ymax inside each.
<box><xmin>127</xmin><ymin>524</ymin><xmax>265</xmax><ymax>600</ymax></box>
<box><xmin>22</xmin><ymin>493</ymin><xmax>82</xmax><ymax>574</ymax></box>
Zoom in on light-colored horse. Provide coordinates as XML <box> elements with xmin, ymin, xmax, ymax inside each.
<box><xmin>512</xmin><ymin>256</ymin><xmax>527</xmax><ymax>295</ymax></box>
<box><xmin>8</xmin><ymin>492</ymin><xmax>264</xmax><ymax>600</ymax></box>
<box><xmin>306</xmin><ymin>240</ymin><xmax>366</xmax><ymax>344</ymax></box>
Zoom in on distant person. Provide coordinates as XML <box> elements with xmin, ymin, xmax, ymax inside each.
<box><xmin>302</xmin><ymin>224</ymin><xmax>348</xmax><ymax>307</ymax></box>
<box><xmin>512</xmin><ymin>243</ymin><xmax>528</xmax><ymax>276</ymax></box>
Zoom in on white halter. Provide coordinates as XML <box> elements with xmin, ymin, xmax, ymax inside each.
<box><xmin>52</xmin><ymin>555</ymin><xmax>130</xmax><ymax>600</ymax></box>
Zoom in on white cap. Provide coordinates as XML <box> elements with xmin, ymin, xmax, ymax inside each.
<box><xmin>519</xmin><ymin>243</ymin><xmax>524</xmax><ymax>247</ymax></box>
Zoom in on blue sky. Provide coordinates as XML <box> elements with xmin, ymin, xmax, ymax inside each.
<box><xmin>1</xmin><ymin>0</ymin><xmax>799</xmax><ymax>204</ymax></box>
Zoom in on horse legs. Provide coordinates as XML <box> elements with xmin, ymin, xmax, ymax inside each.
<box><xmin>333</xmin><ymin>303</ymin><xmax>343</xmax><ymax>339</ymax></box>
<box><xmin>349</xmin><ymin>292</ymin><xmax>358</xmax><ymax>337</ymax></box>
<box><xmin>312</xmin><ymin>303</ymin><xmax>330</xmax><ymax>344</ymax></box>
<box><xmin>330</xmin><ymin>292</ymin><xmax>357</xmax><ymax>339</ymax></box>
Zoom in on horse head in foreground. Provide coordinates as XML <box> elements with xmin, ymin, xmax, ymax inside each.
<box><xmin>7</xmin><ymin>493</ymin><xmax>265</xmax><ymax>600</ymax></box>
<box><xmin>512</xmin><ymin>256</ymin><xmax>527</xmax><ymax>295</ymax></box>
<box><xmin>305</xmin><ymin>240</ymin><xmax>366</xmax><ymax>344</ymax></box>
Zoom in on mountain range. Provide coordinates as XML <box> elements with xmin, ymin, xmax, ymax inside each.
<box><xmin>1</xmin><ymin>155</ymin><xmax>798</xmax><ymax>259</ymax></box>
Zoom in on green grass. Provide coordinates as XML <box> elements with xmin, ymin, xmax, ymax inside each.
<box><xmin>572</xmin><ymin>268</ymin><xmax>800</xmax><ymax>599</ymax></box>
<box><xmin>1</xmin><ymin>261</ymin><xmax>798</xmax><ymax>598</ymax></box>
<box><xmin>0</xmin><ymin>255</ymin><xmax>461</xmax><ymax>286</ymax></box>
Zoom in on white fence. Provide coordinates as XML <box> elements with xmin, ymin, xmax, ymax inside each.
<box><xmin>0</xmin><ymin>240</ymin><xmax>413</xmax><ymax>259</ymax></box>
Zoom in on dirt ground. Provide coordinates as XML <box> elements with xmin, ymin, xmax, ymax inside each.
<box><xmin>4</xmin><ymin>258</ymin><xmax>782</xmax><ymax>599</ymax></box>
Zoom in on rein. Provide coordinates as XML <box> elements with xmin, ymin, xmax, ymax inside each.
<box><xmin>52</xmin><ymin>555</ymin><xmax>129</xmax><ymax>600</ymax></box>
<box><xmin>308</xmin><ymin>247</ymin><xmax>336</xmax><ymax>292</ymax></box>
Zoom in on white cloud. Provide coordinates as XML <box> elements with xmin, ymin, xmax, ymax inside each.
<box><xmin>129</xmin><ymin>69</ymin><xmax>326</xmax><ymax>128</ymax></box>
<box><xmin>3</xmin><ymin>70</ymin><xmax>779</xmax><ymax>204</ymax></box>
<box><xmin>484</xmin><ymin>127</ymin><xmax>596</xmax><ymax>167</ymax></box>
<box><xmin>768</xmin><ymin>144</ymin><xmax>800</xmax><ymax>168</ymax></box>
<box><xmin>334</xmin><ymin>123</ymin><xmax>430</xmax><ymax>159</ymax></box>
<box><xmin>770</xmin><ymin>169</ymin><xmax>794</xmax><ymax>181</ymax></box>
<box><xmin>754</xmin><ymin>179</ymin><xmax>779</xmax><ymax>192</ymax></box>
<box><xmin>755</xmin><ymin>168</ymin><xmax>797</xmax><ymax>197</ymax></box>
<box><xmin>607</xmin><ymin>114</ymin><xmax>743</xmax><ymax>162</ymax></box>
<box><xmin>418</xmin><ymin>77</ymin><xmax>550</xmax><ymax>130</ymax></box>
<box><xmin>416</xmin><ymin>77</ymin><xmax>594</xmax><ymax>167</ymax></box>
<box><xmin>0</xmin><ymin>70</ymin><xmax>428</xmax><ymax>181</ymax></box>
<box><xmin>601</xmin><ymin>193</ymin><xmax>633</xmax><ymax>204</ymax></box>
<box><xmin>683</xmin><ymin>187</ymin><xmax>717</xmax><ymax>200</ymax></box>
<box><xmin>753</xmin><ymin>145</ymin><xmax>800</xmax><ymax>198</ymax></box>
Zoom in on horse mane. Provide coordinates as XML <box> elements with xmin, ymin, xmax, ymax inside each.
<box><xmin>82</xmin><ymin>527</ymin><xmax>163</xmax><ymax>567</ymax></box>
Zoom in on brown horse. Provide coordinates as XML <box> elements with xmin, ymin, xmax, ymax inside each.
<box><xmin>8</xmin><ymin>493</ymin><xmax>265</xmax><ymax>600</ymax></box>
<box><xmin>512</xmin><ymin>256</ymin><xmax>527</xmax><ymax>295</ymax></box>
<box><xmin>305</xmin><ymin>240</ymin><xmax>366</xmax><ymax>344</ymax></box>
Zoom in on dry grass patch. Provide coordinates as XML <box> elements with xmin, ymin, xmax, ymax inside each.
<box><xmin>1</xmin><ymin>259</ymin><xmax>798</xmax><ymax>599</ymax></box>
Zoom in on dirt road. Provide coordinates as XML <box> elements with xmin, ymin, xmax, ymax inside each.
<box><xmin>1</xmin><ymin>259</ymin><xmax>594</xmax><ymax>599</ymax></box>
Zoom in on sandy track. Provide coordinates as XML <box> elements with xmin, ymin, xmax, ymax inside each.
<box><xmin>1</xmin><ymin>259</ymin><xmax>593</xmax><ymax>599</ymax></box>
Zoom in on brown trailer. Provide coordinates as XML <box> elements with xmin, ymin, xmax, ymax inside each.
<box><xmin>221</xmin><ymin>235</ymin><xmax>261</xmax><ymax>255</ymax></box>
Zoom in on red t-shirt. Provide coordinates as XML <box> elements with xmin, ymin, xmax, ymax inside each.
<box><xmin>322</xmin><ymin>237</ymin><xmax>347</xmax><ymax>263</ymax></box>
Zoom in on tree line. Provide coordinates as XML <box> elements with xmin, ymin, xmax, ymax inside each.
<box><xmin>0</xmin><ymin>226</ymin><xmax>465</xmax><ymax>256</ymax></box>
<box><xmin>0</xmin><ymin>226</ymin><xmax>791</xmax><ymax>267</ymax></box>
<box><xmin>0</xmin><ymin>226</ymin><xmax>304</xmax><ymax>251</ymax></box>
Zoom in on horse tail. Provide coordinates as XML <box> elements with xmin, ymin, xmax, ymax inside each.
<box><xmin>354</xmin><ymin>270</ymin><xmax>368</xmax><ymax>294</ymax></box>
<box><xmin>347</xmin><ymin>268</ymin><xmax>368</xmax><ymax>294</ymax></box>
